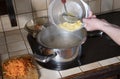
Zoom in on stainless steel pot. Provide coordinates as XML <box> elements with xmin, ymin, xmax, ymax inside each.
<box><xmin>36</xmin><ymin>0</ymin><xmax>89</xmax><ymax>49</ymax></box>
<box><xmin>37</xmin><ymin>24</ymin><xmax>87</xmax><ymax>49</ymax></box>
<box><xmin>34</xmin><ymin>46</ymin><xmax>81</xmax><ymax>63</ymax></box>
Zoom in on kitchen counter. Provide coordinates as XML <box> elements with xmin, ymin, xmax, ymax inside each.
<box><xmin>63</xmin><ymin>62</ymin><xmax>120</xmax><ymax>79</ymax></box>
<box><xmin>0</xmin><ymin>11</ymin><xmax>120</xmax><ymax>79</ymax></box>
<box><xmin>1</xmin><ymin>50</ymin><xmax>120</xmax><ymax>79</ymax></box>
<box><xmin>0</xmin><ymin>32</ymin><xmax>120</xmax><ymax>79</ymax></box>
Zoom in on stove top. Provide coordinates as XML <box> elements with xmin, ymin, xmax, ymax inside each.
<box><xmin>27</xmin><ymin>11</ymin><xmax>120</xmax><ymax>70</ymax></box>
<box><xmin>81</xmin><ymin>35</ymin><xmax>120</xmax><ymax>65</ymax></box>
<box><xmin>81</xmin><ymin>11</ymin><xmax>120</xmax><ymax>65</ymax></box>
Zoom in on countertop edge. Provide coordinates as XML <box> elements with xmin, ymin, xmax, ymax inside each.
<box><xmin>62</xmin><ymin>62</ymin><xmax>120</xmax><ymax>79</ymax></box>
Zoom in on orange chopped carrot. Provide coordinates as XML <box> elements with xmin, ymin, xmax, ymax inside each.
<box><xmin>3</xmin><ymin>56</ymin><xmax>35</xmax><ymax>79</ymax></box>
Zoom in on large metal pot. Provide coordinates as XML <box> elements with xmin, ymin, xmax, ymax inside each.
<box><xmin>34</xmin><ymin>45</ymin><xmax>81</xmax><ymax>63</ymax></box>
<box><xmin>36</xmin><ymin>0</ymin><xmax>89</xmax><ymax>49</ymax></box>
<box><xmin>36</xmin><ymin>23</ymin><xmax>87</xmax><ymax>49</ymax></box>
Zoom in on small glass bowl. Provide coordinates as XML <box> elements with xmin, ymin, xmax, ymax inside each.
<box><xmin>24</xmin><ymin>16</ymin><xmax>49</xmax><ymax>38</ymax></box>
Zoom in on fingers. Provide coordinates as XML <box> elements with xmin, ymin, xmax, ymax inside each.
<box><xmin>83</xmin><ymin>18</ymin><xmax>89</xmax><ymax>23</ymax></box>
<box><xmin>88</xmin><ymin>11</ymin><xmax>96</xmax><ymax>18</ymax></box>
<box><xmin>89</xmin><ymin>11</ymin><xmax>93</xmax><ymax>17</ymax></box>
<box><xmin>92</xmin><ymin>15</ymin><xmax>96</xmax><ymax>18</ymax></box>
<box><xmin>101</xmin><ymin>19</ymin><xmax>108</xmax><ymax>22</ymax></box>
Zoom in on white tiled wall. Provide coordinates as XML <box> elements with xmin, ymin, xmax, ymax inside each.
<box><xmin>101</xmin><ymin>0</ymin><xmax>113</xmax><ymax>12</ymax></box>
<box><xmin>0</xmin><ymin>0</ymin><xmax>120</xmax><ymax>32</ymax></box>
<box><xmin>89</xmin><ymin>0</ymin><xmax>101</xmax><ymax>14</ymax></box>
<box><xmin>113</xmin><ymin>0</ymin><xmax>120</xmax><ymax>9</ymax></box>
<box><xmin>14</xmin><ymin>0</ymin><xmax>32</xmax><ymax>14</ymax></box>
<box><xmin>33</xmin><ymin>10</ymin><xmax>48</xmax><ymax>18</ymax></box>
<box><xmin>1</xmin><ymin>15</ymin><xmax>19</xmax><ymax>31</ymax></box>
<box><xmin>31</xmin><ymin>0</ymin><xmax>47</xmax><ymax>11</ymax></box>
<box><xmin>17</xmin><ymin>13</ymin><xmax>33</xmax><ymax>29</ymax></box>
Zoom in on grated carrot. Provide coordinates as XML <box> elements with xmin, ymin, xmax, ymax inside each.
<box><xmin>3</xmin><ymin>55</ymin><xmax>35</xmax><ymax>79</ymax></box>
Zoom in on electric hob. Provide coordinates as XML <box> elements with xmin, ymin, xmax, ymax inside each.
<box><xmin>81</xmin><ymin>11</ymin><xmax>120</xmax><ymax>64</ymax></box>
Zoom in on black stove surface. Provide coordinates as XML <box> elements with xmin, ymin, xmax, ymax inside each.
<box><xmin>27</xmin><ymin>11</ymin><xmax>120</xmax><ymax>70</ymax></box>
<box><xmin>80</xmin><ymin>11</ymin><xmax>120</xmax><ymax>65</ymax></box>
<box><xmin>81</xmin><ymin>35</ymin><xmax>120</xmax><ymax>65</ymax></box>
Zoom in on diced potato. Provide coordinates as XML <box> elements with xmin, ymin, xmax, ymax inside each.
<box><xmin>59</xmin><ymin>20</ymin><xmax>82</xmax><ymax>31</ymax></box>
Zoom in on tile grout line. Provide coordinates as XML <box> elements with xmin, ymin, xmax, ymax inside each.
<box><xmin>97</xmin><ymin>61</ymin><xmax>103</xmax><ymax>67</ymax></box>
<box><xmin>0</xmin><ymin>55</ymin><xmax>4</xmax><ymax>79</ymax></box>
<box><xmin>112</xmin><ymin>0</ymin><xmax>114</xmax><ymax>11</ymax></box>
<box><xmin>79</xmin><ymin>61</ymin><xmax>103</xmax><ymax>72</ymax></box>
<box><xmin>79</xmin><ymin>65</ymin><xmax>84</xmax><ymax>72</ymax></box>
<box><xmin>46</xmin><ymin>0</ymin><xmax>49</xmax><ymax>16</ymax></box>
<box><xmin>8</xmin><ymin>49</ymin><xmax>28</xmax><ymax>54</ymax></box>
<box><xmin>0</xmin><ymin>16</ymin><xmax>10</xmax><ymax>59</ymax></box>
<box><xmin>58</xmin><ymin>71</ymin><xmax>63</xmax><ymax>79</ymax></box>
<box><xmin>16</xmin><ymin>0</ymin><xmax>32</xmax><ymax>54</ymax></box>
<box><xmin>4</xmin><ymin>30</ymin><xmax>27</xmax><ymax>54</ymax></box>
<box><xmin>29</xmin><ymin>0</ymin><xmax>34</xmax><ymax>18</ymax></box>
<box><xmin>19</xmin><ymin>29</ymin><xmax>29</xmax><ymax>54</ymax></box>
<box><xmin>98</xmin><ymin>57</ymin><xmax>120</xmax><ymax>67</ymax></box>
<box><xmin>13</xmin><ymin>0</ymin><xmax>47</xmax><ymax>15</ymax></box>
<box><xmin>116</xmin><ymin>56</ymin><xmax>120</xmax><ymax>62</ymax></box>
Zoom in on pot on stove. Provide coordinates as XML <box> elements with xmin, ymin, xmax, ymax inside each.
<box><xmin>34</xmin><ymin>45</ymin><xmax>81</xmax><ymax>63</ymax></box>
<box><xmin>36</xmin><ymin>24</ymin><xmax>87</xmax><ymax>49</ymax></box>
<box><xmin>36</xmin><ymin>0</ymin><xmax>89</xmax><ymax>49</ymax></box>
<box><xmin>34</xmin><ymin>0</ymin><xmax>88</xmax><ymax>64</ymax></box>
<box><xmin>35</xmin><ymin>24</ymin><xmax>83</xmax><ymax>63</ymax></box>
<box><xmin>26</xmin><ymin>0</ymin><xmax>90</xmax><ymax>70</ymax></box>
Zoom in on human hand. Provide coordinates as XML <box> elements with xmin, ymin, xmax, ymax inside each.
<box><xmin>83</xmin><ymin>11</ymin><xmax>109</xmax><ymax>31</ymax></box>
<box><xmin>83</xmin><ymin>18</ymin><xmax>109</xmax><ymax>31</ymax></box>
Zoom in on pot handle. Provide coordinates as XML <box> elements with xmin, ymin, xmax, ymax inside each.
<box><xmin>34</xmin><ymin>53</ymin><xmax>57</xmax><ymax>63</ymax></box>
<box><xmin>87</xmin><ymin>31</ymin><xmax>104</xmax><ymax>37</ymax></box>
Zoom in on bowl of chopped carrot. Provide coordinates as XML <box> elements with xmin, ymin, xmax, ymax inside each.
<box><xmin>2</xmin><ymin>54</ymin><xmax>40</xmax><ymax>79</ymax></box>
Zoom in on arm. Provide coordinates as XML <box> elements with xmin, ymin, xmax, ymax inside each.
<box><xmin>102</xmin><ymin>23</ymin><xmax>120</xmax><ymax>45</ymax></box>
<box><xmin>83</xmin><ymin>18</ymin><xmax>120</xmax><ymax>45</ymax></box>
